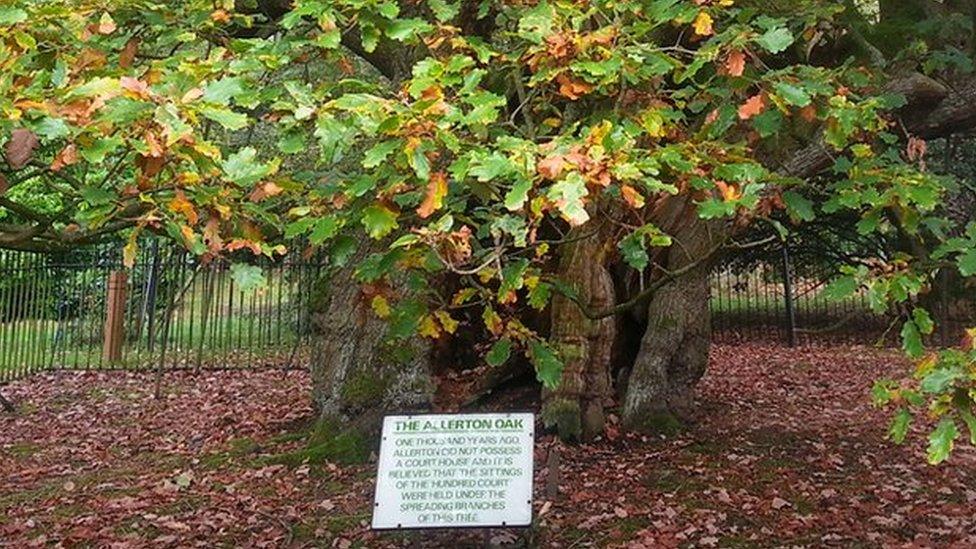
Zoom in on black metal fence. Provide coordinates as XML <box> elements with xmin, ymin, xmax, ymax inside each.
<box><xmin>0</xmin><ymin>242</ymin><xmax>324</xmax><ymax>383</ymax></box>
<box><xmin>1</xmin><ymin>240</ymin><xmax>969</xmax><ymax>385</ymax></box>
<box><xmin>709</xmin><ymin>246</ymin><xmax>971</xmax><ymax>347</ymax></box>
<box><xmin>710</xmin><ymin>250</ymin><xmax>887</xmax><ymax>346</ymax></box>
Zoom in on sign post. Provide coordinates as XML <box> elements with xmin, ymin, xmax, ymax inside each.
<box><xmin>371</xmin><ymin>413</ymin><xmax>535</xmax><ymax>530</ymax></box>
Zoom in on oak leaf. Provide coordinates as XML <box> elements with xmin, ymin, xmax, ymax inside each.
<box><xmin>693</xmin><ymin>11</ymin><xmax>714</xmax><ymax>36</ymax></box>
<box><xmin>725</xmin><ymin>50</ymin><xmax>746</xmax><ymax>77</ymax></box>
<box><xmin>738</xmin><ymin>93</ymin><xmax>766</xmax><ymax>120</ymax></box>
<box><xmin>417</xmin><ymin>171</ymin><xmax>448</xmax><ymax>219</ymax></box>
<box><xmin>5</xmin><ymin>128</ymin><xmax>38</xmax><ymax>169</ymax></box>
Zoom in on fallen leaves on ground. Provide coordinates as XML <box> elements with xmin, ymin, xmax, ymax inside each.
<box><xmin>1</xmin><ymin>344</ymin><xmax>975</xmax><ymax>547</ymax></box>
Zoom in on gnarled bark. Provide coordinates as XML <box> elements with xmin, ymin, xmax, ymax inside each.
<box><xmin>543</xmin><ymin>223</ymin><xmax>616</xmax><ymax>441</ymax></box>
<box><xmin>620</xmin><ymin>213</ymin><xmax>725</xmax><ymax>433</ymax></box>
<box><xmin>310</xmin><ymin>243</ymin><xmax>434</xmax><ymax>438</ymax></box>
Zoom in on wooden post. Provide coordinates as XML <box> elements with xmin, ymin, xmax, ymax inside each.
<box><xmin>781</xmin><ymin>245</ymin><xmax>797</xmax><ymax>348</ymax></box>
<box><xmin>102</xmin><ymin>270</ymin><xmax>127</xmax><ymax>364</ymax></box>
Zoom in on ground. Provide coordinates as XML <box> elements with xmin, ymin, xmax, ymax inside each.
<box><xmin>1</xmin><ymin>344</ymin><xmax>975</xmax><ymax>548</ymax></box>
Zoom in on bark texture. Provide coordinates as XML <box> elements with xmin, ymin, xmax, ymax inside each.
<box><xmin>310</xmin><ymin>243</ymin><xmax>434</xmax><ymax>436</ymax></box>
<box><xmin>620</xmin><ymin>210</ymin><xmax>724</xmax><ymax>433</ymax></box>
<box><xmin>543</xmin><ymin>224</ymin><xmax>616</xmax><ymax>441</ymax></box>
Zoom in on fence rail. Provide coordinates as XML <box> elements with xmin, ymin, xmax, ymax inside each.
<box><xmin>0</xmin><ymin>242</ymin><xmax>323</xmax><ymax>383</ymax></box>
<box><xmin>1</xmin><ymin>241</ymin><xmax>970</xmax><ymax>385</ymax></box>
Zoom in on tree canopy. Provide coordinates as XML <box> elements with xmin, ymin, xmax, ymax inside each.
<box><xmin>1</xmin><ymin>0</ymin><xmax>975</xmax><ymax>462</ymax></box>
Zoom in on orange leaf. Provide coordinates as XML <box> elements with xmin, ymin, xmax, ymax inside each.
<box><xmin>120</xmin><ymin>77</ymin><xmax>151</xmax><ymax>100</ymax></box>
<box><xmin>211</xmin><ymin>9</ymin><xmax>231</xmax><ymax>23</ymax></box>
<box><xmin>556</xmin><ymin>73</ymin><xmax>593</xmax><ymax>101</ymax></box>
<box><xmin>97</xmin><ymin>13</ymin><xmax>116</xmax><ymax>35</ymax></box>
<box><xmin>798</xmin><ymin>104</ymin><xmax>817</xmax><ymax>122</ymax></box>
<box><xmin>168</xmin><ymin>191</ymin><xmax>199</xmax><ymax>225</ymax></box>
<box><xmin>417</xmin><ymin>171</ymin><xmax>448</xmax><ymax>219</ymax></box>
<box><xmin>249</xmin><ymin>181</ymin><xmax>283</xmax><ymax>202</ymax></box>
<box><xmin>537</xmin><ymin>155</ymin><xmax>566</xmax><ymax>180</ymax></box>
<box><xmin>738</xmin><ymin>93</ymin><xmax>766</xmax><ymax>120</ymax></box>
<box><xmin>621</xmin><ymin>185</ymin><xmax>645</xmax><ymax>208</ymax></box>
<box><xmin>715</xmin><ymin>181</ymin><xmax>741</xmax><ymax>201</ymax></box>
<box><xmin>725</xmin><ymin>50</ymin><xmax>746</xmax><ymax>77</ymax></box>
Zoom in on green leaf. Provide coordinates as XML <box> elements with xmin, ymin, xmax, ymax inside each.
<box><xmin>222</xmin><ymin>147</ymin><xmax>272</xmax><ymax>187</ymax></box>
<box><xmin>504</xmin><ymin>178</ymin><xmax>533</xmax><ymax>211</ymax></box>
<box><xmin>528</xmin><ymin>340</ymin><xmax>563</xmax><ymax>390</ymax></box>
<box><xmin>70</xmin><ymin>77</ymin><xmax>121</xmax><ymax>99</ymax></box>
<box><xmin>773</xmin><ymin>82</ymin><xmax>812</xmax><ymax>107</ymax></box>
<box><xmin>486</xmin><ymin>338</ymin><xmax>512</xmax><ymax>367</ymax></box>
<box><xmin>919</xmin><ymin>368</ymin><xmax>959</xmax><ymax>394</ymax></box>
<box><xmin>363</xmin><ymin>140</ymin><xmax>401</xmax><ymax>168</ymax></box>
<box><xmin>389</xmin><ymin>299</ymin><xmax>425</xmax><ymax>339</ymax></box>
<box><xmin>33</xmin><ymin>117</ymin><xmax>70</xmax><ymax>140</ymax></box>
<box><xmin>428</xmin><ymin>0</ymin><xmax>460</xmax><ymax>22</ymax></box>
<box><xmin>912</xmin><ymin>308</ymin><xmax>934</xmax><ymax>335</ymax></box>
<box><xmin>824</xmin><ymin>275</ymin><xmax>858</xmax><ymax>301</ymax></box>
<box><xmin>498</xmin><ymin>259</ymin><xmax>529</xmax><ymax>301</ymax></box>
<box><xmin>888</xmin><ymin>408</ymin><xmax>912</xmax><ymax>444</ymax></box>
<box><xmin>958</xmin><ymin>248</ymin><xmax>976</xmax><ymax>276</ymax></box>
<box><xmin>0</xmin><ymin>7</ymin><xmax>28</xmax><ymax>25</ymax></box>
<box><xmin>548</xmin><ymin>172</ymin><xmax>590</xmax><ymax>226</ymax></box>
<box><xmin>230</xmin><ymin>264</ymin><xmax>267</xmax><ymax>294</ymax></box>
<box><xmin>889</xmin><ymin>408</ymin><xmax>912</xmax><ymax>444</ymax></box>
<box><xmin>927</xmin><ymin>417</ymin><xmax>958</xmax><ymax>465</ymax></box>
<box><xmin>782</xmin><ymin>190</ymin><xmax>815</xmax><ymax>222</ymax></box>
<box><xmin>284</xmin><ymin>217</ymin><xmax>316</xmax><ymax>239</ymax></box>
<box><xmin>756</xmin><ymin>27</ymin><xmax>794</xmax><ymax>54</ymax></box>
<box><xmin>619</xmin><ymin>233</ymin><xmax>650</xmax><ymax>272</ymax></box>
<box><xmin>469</xmin><ymin>152</ymin><xmax>515</xmax><ymax>182</ymax></box>
<box><xmin>362</xmin><ymin>204</ymin><xmax>398</xmax><ymax>239</ymax></box>
<box><xmin>309</xmin><ymin>217</ymin><xmax>339</xmax><ymax>245</ymax></box>
<box><xmin>203</xmin><ymin>77</ymin><xmax>245</xmax><ymax>105</ymax></box>
<box><xmin>79</xmin><ymin>137</ymin><xmax>123</xmax><ymax>164</ymax></box>
<box><xmin>277</xmin><ymin>131</ymin><xmax>306</xmax><ymax>154</ymax></box>
<box><xmin>199</xmin><ymin>106</ymin><xmax>249</xmax><ymax>130</ymax></box>
<box><xmin>900</xmin><ymin>320</ymin><xmax>924</xmax><ymax>359</ymax></box>
<box><xmin>386</xmin><ymin>18</ymin><xmax>432</xmax><ymax>41</ymax></box>
<box><xmin>960</xmin><ymin>408</ymin><xmax>976</xmax><ymax>445</ymax></box>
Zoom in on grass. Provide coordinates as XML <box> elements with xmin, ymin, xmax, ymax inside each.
<box><xmin>0</xmin><ymin>306</ymin><xmax>309</xmax><ymax>379</ymax></box>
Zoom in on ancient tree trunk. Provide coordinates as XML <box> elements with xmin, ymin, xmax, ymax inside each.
<box><xmin>543</xmin><ymin>224</ymin><xmax>616</xmax><ymax>441</ymax></box>
<box><xmin>310</xmin><ymin>243</ymin><xmax>434</xmax><ymax>438</ymax></box>
<box><xmin>621</xmin><ymin>215</ymin><xmax>724</xmax><ymax>433</ymax></box>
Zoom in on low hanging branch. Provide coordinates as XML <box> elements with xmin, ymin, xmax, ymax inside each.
<box><xmin>550</xmin><ymin>239</ymin><xmax>726</xmax><ymax>321</ymax></box>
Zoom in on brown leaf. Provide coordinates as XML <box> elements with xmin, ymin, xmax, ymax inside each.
<box><xmin>249</xmin><ymin>181</ymin><xmax>284</xmax><ymax>203</ymax></box>
<box><xmin>119</xmin><ymin>38</ymin><xmax>139</xmax><ymax>68</ymax></box>
<box><xmin>51</xmin><ymin>144</ymin><xmax>79</xmax><ymax>172</ymax></box>
<box><xmin>0</xmin><ymin>174</ymin><xmax>6</xmax><ymax>195</ymax></box>
<box><xmin>5</xmin><ymin>128</ymin><xmax>39</xmax><ymax>169</ymax></box>
<box><xmin>136</xmin><ymin>154</ymin><xmax>165</xmax><ymax>181</ymax></box>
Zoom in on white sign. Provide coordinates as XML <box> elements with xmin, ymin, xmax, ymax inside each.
<box><xmin>371</xmin><ymin>413</ymin><xmax>535</xmax><ymax>529</ymax></box>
